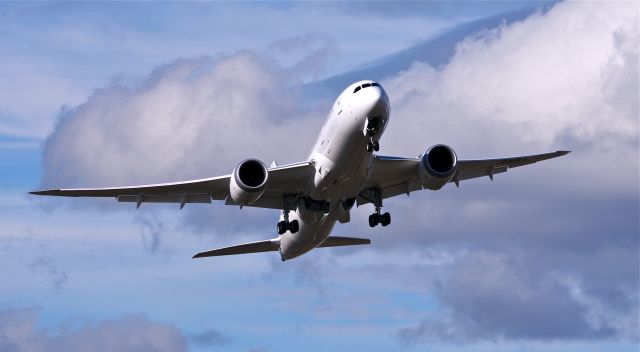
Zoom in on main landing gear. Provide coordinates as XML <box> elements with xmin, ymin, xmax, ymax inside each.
<box><xmin>366</xmin><ymin>188</ymin><xmax>391</xmax><ymax>227</ymax></box>
<box><xmin>277</xmin><ymin>194</ymin><xmax>300</xmax><ymax>235</ymax></box>
<box><xmin>277</xmin><ymin>219</ymin><xmax>299</xmax><ymax>234</ymax></box>
<box><xmin>369</xmin><ymin>212</ymin><xmax>390</xmax><ymax>227</ymax></box>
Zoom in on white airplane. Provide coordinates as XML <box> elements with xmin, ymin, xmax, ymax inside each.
<box><xmin>31</xmin><ymin>80</ymin><xmax>569</xmax><ymax>261</ymax></box>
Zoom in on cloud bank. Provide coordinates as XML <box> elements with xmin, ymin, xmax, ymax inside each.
<box><xmin>375</xmin><ymin>1</ymin><xmax>639</xmax><ymax>344</ymax></box>
<box><xmin>35</xmin><ymin>0</ymin><xmax>638</xmax><ymax>348</ymax></box>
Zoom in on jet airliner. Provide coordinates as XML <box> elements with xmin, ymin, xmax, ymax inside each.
<box><xmin>31</xmin><ymin>80</ymin><xmax>569</xmax><ymax>261</ymax></box>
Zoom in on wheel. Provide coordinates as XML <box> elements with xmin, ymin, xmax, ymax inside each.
<box><xmin>373</xmin><ymin>141</ymin><xmax>379</xmax><ymax>151</ymax></box>
<box><xmin>368</xmin><ymin>214</ymin><xmax>378</xmax><ymax>227</ymax></box>
<box><xmin>277</xmin><ymin>221</ymin><xmax>286</xmax><ymax>235</ymax></box>
<box><xmin>289</xmin><ymin>220</ymin><xmax>299</xmax><ymax>233</ymax></box>
<box><xmin>366</xmin><ymin>142</ymin><xmax>373</xmax><ymax>152</ymax></box>
<box><xmin>381</xmin><ymin>212</ymin><xmax>391</xmax><ymax>226</ymax></box>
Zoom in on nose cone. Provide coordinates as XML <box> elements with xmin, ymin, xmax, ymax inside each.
<box><xmin>364</xmin><ymin>86</ymin><xmax>390</xmax><ymax>118</ymax></box>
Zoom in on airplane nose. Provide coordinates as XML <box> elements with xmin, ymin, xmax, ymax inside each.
<box><xmin>365</xmin><ymin>87</ymin><xmax>389</xmax><ymax>117</ymax></box>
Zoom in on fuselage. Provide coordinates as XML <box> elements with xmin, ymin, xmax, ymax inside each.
<box><xmin>279</xmin><ymin>80</ymin><xmax>390</xmax><ymax>260</ymax></box>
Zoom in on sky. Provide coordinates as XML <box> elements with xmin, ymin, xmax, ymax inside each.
<box><xmin>0</xmin><ymin>1</ymin><xmax>638</xmax><ymax>352</ymax></box>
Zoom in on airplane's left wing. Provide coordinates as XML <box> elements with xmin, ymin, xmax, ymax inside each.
<box><xmin>30</xmin><ymin>161</ymin><xmax>315</xmax><ymax>210</ymax></box>
<box><xmin>359</xmin><ymin>150</ymin><xmax>569</xmax><ymax>205</ymax></box>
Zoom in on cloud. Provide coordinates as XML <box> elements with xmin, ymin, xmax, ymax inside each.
<box><xmin>268</xmin><ymin>33</ymin><xmax>338</xmax><ymax>81</ymax></box>
<box><xmin>37</xmin><ymin>51</ymin><xmax>325</xmax><ymax>243</ymax></box>
<box><xmin>0</xmin><ymin>308</ymin><xmax>188</xmax><ymax>352</ymax></box>
<box><xmin>40</xmin><ymin>51</ymin><xmax>322</xmax><ymax>189</ymax></box>
<box><xmin>32</xmin><ymin>1</ymin><xmax>638</xmax><ymax>347</ymax></box>
<box><xmin>371</xmin><ymin>1</ymin><xmax>639</xmax><ymax>344</ymax></box>
<box><xmin>189</xmin><ymin>328</ymin><xmax>231</xmax><ymax>347</ymax></box>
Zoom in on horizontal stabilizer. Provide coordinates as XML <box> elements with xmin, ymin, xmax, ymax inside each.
<box><xmin>193</xmin><ymin>238</ymin><xmax>280</xmax><ymax>258</ymax></box>
<box><xmin>318</xmin><ymin>236</ymin><xmax>371</xmax><ymax>248</ymax></box>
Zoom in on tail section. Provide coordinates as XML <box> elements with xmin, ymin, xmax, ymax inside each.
<box><xmin>192</xmin><ymin>236</ymin><xmax>370</xmax><ymax>259</ymax></box>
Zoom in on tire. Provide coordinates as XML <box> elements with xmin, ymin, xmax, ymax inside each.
<box><xmin>277</xmin><ymin>221</ymin><xmax>286</xmax><ymax>234</ymax></box>
<box><xmin>289</xmin><ymin>220</ymin><xmax>299</xmax><ymax>233</ymax></box>
<box><xmin>381</xmin><ymin>212</ymin><xmax>391</xmax><ymax>226</ymax></box>
<box><xmin>368</xmin><ymin>214</ymin><xmax>377</xmax><ymax>227</ymax></box>
<box><xmin>373</xmin><ymin>142</ymin><xmax>379</xmax><ymax>151</ymax></box>
<box><xmin>366</xmin><ymin>142</ymin><xmax>373</xmax><ymax>152</ymax></box>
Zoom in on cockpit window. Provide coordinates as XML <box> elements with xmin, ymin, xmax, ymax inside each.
<box><xmin>353</xmin><ymin>82</ymin><xmax>380</xmax><ymax>94</ymax></box>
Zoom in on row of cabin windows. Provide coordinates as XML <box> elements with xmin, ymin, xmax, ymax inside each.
<box><xmin>353</xmin><ymin>82</ymin><xmax>380</xmax><ymax>93</ymax></box>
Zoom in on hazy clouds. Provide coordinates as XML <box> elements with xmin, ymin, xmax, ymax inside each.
<box><xmin>0</xmin><ymin>308</ymin><xmax>188</xmax><ymax>352</ymax></box>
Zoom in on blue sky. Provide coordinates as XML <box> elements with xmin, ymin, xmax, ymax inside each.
<box><xmin>0</xmin><ymin>1</ymin><xmax>638</xmax><ymax>352</ymax></box>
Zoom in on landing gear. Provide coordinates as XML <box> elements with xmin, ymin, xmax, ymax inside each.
<box><xmin>366</xmin><ymin>140</ymin><xmax>379</xmax><ymax>153</ymax></box>
<box><xmin>368</xmin><ymin>212</ymin><xmax>390</xmax><ymax>227</ymax></box>
<box><xmin>278</xmin><ymin>194</ymin><xmax>300</xmax><ymax>235</ymax></box>
<box><xmin>365</xmin><ymin>187</ymin><xmax>391</xmax><ymax>227</ymax></box>
<box><xmin>277</xmin><ymin>219</ymin><xmax>299</xmax><ymax>234</ymax></box>
<box><xmin>365</xmin><ymin>116</ymin><xmax>381</xmax><ymax>153</ymax></box>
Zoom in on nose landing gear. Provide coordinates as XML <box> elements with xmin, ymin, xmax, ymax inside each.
<box><xmin>365</xmin><ymin>116</ymin><xmax>381</xmax><ymax>153</ymax></box>
<box><xmin>366</xmin><ymin>140</ymin><xmax>379</xmax><ymax>153</ymax></box>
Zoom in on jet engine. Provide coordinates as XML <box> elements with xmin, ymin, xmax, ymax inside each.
<box><xmin>419</xmin><ymin>144</ymin><xmax>457</xmax><ymax>190</ymax></box>
<box><xmin>229</xmin><ymin>159</ymin><xmax>269</xmax><ymax>205</ymax></box>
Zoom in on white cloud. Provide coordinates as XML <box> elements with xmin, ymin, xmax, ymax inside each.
<box><xmin>32</xmin><ymin>1</ymin><xmax>639</xmax><ymax>347</ymax></box>
<box><xmin>41</xmin><ymin>52</ymin><xmax>323</xmax><ymax>188</ymax></box>
<box><xmin>383</xmin><ymin>1</ymin><xmax>638</xmax><ymax>155</ymax></box>
<box><xmin>373</xmin><ymin>1</ymin><xmax>639</xmax><ymax>344</ymax></box>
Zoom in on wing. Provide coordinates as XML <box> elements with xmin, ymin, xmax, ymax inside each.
<box><xmin>30</xmin><ymin>161</ymin><xmax>315</xmax><ymax>210</ymax></box>
<box><xmin>359</xmin><ymin>150</ymin><xmax>569</xmax><ymax>204</ymax></box>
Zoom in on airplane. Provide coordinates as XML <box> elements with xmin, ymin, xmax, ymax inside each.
<box><xmin>30</xmin><ymin>80</ymin><xmax>569</xmax><ymax>261</ymax></box>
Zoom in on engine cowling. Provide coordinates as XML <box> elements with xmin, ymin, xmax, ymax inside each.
<box><xmin>419</xmin><ymin>144</ymin><xmax>457</xmax><ymax>190</ymax></box>
<box><xmin>229</xmin><ymin>159</ymin><xmax>268</xmax><ymax>205</ymax></box>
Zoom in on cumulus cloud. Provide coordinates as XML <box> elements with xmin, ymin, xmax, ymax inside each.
<box><xmin>0</xmin><ymin>308</ymin><xmax>188</xmax><ymax>352</ymax></box>
<box><xmin>371</xmin><ymin>1</ymin><xmax>639</xmax><ymax>344</ymax></box>
<box><xmin>41</xmin><ymin>51</ymin><xmax>322</xmax><ymax>189</ymax></box>
<box><xmin>34</xmin><ymin>0</ymin><xmax>638</xmax><ymax>347</ymax></box>
<box><xmin>38</xmin><ymin>51</ymin><xmax>326</xmax><ymax>244</ymax></box>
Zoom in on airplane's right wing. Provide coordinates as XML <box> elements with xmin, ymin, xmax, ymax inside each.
<box><xmin>359</xmin><ymin>150</ymin><xmax>569</xmax><ymax>205</ymax></box>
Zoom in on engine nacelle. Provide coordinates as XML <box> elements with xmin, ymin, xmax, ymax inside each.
<box><xmin>419</xmin><ymin>144</ymin><xmax>458</xmax><ymax>190</ymax></box>
<box><xmin>229</xmin><ymin>159</ymin><xmax>268</xmax><ymax>205</ymax></box>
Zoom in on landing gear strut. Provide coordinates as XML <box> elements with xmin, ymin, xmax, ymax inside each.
<box><xmin>278</xmin><ymin>194</ymin><xmax>300</xmax><ymax>235</ymax></box>
<box><xmin>365</xmin><ymin>188</ymin><xmax>391</xmax><ymax>227</ymax></box>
